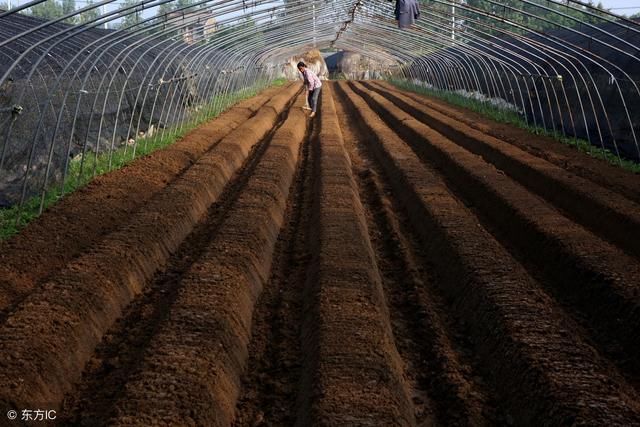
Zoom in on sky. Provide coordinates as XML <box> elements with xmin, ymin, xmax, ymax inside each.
<box><xmin>599</xmin><ymin>0</ymin><xmax>640</xmax><ymax>16</ymax></box>
<box><xmin>3</xmin><ymin>0</ymin><xmax>278</xmax><ymax>23</ymax></box>
<box><xmin>4</xmin><ymin>0</ymin><xmax>640</xmax><ymax>19</ymax></box>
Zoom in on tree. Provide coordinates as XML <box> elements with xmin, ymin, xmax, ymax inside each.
<box><xmin>458</xmin><ymin>0</ymin><xmax>611</xmax><ymax>36</ymax></box>
<box><xmin>30</xmin><ymin>1</ymin><xmax>65</xmax><ymax>20</ymax></box>
<box><xmin>121</xmin><ymin>0</ymin><xmax>142</xmax><ymax>28</ymax></box>
<box><xmin>209</xmin><ymin>17</ymin><xmax>264</xmax><ymax>51</ymax></box>
<box><xmin>175</xmin><ymin>0</ymin><xmax>196</xmax><ymax>11</ymax></box>
<box><xmin>62</xmin><ymin>0</ymin><xmax>75</xmax><ymax>15</ymax></box>
<box><xmin>77</xmin><ymin>1</ymin><xmax>101</xmax><ymax>25</ymax></box>
<box><xmin>151</xmin><ymin>1</ymin><xmax>176</xmax><ymax>37</ymax></box>
<box><xmin>156</xmin><ymin>1</ymin><xmax>174</xmax><ymax>18</ymax></box>
<box><xmin>62</xmin><ymin>0</ymin><xmax>76</xmax><ymax>24</ymax></box>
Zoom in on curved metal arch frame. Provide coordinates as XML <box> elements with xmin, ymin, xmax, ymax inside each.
<box><xmin>323</xmin><ymin>0</ymin><xmax>639</xmax><ymax>160</ymax></box>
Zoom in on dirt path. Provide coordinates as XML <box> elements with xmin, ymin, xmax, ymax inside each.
<box><xmin>334</xmin><ymin>82</ymin><xmax>503</xmax><ymax>427</ymax></box>
<box><xmin>0</xmin><ymin>81</ymin><xmax>639</xmax><ymax>426</ymax></box>
<box><xmin>232</xmin><ymin>89</ymin><xmax>319</xmax><ymax>427</ymax></box>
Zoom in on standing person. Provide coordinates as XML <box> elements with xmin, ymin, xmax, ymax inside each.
<box><xmin>297</xmin><ymin>61</ymin><xmax>322</xmax><ymax>118</ymax></box>
<box><xmin>394</xmin><ymin>0</ymin><xmax>420</xmax><ymax>29</ymax></box>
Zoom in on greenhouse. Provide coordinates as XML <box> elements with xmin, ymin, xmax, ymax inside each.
<box><xmin>1</xmin><ymin>1</ymin><xmax>639</xmax><ymax>425</ymax></box>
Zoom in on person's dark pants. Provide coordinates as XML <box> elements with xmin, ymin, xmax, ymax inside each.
<box><xmin>308</xmin><ymin>86</ymin><xmax>321</xmax><ymax>113</ymax></box>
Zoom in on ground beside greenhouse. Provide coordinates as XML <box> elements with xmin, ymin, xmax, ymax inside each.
<box><xmin>0</xmin><ymin>81</ymin><xmax>639</xmax><ymax>425</ymax></box>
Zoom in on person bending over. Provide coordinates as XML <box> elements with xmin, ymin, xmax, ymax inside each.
<box><xmin>297</xmin><ymin>61</ymin><xmax>322</xmax><ymax>118</ymax></box>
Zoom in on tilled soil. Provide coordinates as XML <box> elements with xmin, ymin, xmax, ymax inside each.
<box><xmin>0</xmin><ymin>81</ymin><xmax>639</xmax><ymax>426</ymax></box>
<box><xmin>0</xmin><ymin>85</ymin><xmax>284</xmax><ymax>317</ymax></box>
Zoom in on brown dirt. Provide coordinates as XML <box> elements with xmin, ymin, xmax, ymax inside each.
<box><xmin>0</xmin><ymin>80</ymin><xmax>639</xmax><ymax>426</ymax></box>
<box><xmin>95</xmin><ymin>92</ymin><xmax>310</xmax><ymax>426</ymax></box>
<box><xmin>372</xmin><ymin>80</ymin><xmax>640</xmax><ymax>203</ymax></box>
<box><xmin>364</xmin><ymin>81</ymin><xmax>640</xmax><ymax>260</ymax></box>
<box><xmin>295</xmin><ymin>84</ymin><xmax>414</xmax><ymax>426</ymax></box>
<box><xmin>348</xmin><ymin>81</ymin><xmax>640</xmax><ymax>389</ymax></box>
<box><xmin>59</xmin><ymin>90</ymin><xmax>307</xmax><ymax>426</ymax></box>
<box><xmin>0</xmin><ymin>83</ymin><xmax>301</xmax><ymax>414</ymax></box>
<box><xmin>334</xmin><ymin>82</ymin><xmax>502</xmax><ymax>427</ymax></box>
<box><xmin>232</xmin><ymin>91</ymin><xmax>319</xmax><ymax>426</ymax></box>
<box><xmin>338</xmin><ymin>80</ymin><xmax>640</xmax><ymax>425</ymax></box>
<box><xmin>0</xmin><ymin>84</ymin><xmax>285</xmax><ymax>317</ymax></box>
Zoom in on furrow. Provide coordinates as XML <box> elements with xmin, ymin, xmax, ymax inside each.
<box><xmin>350</xmin><ymin>81</ymin><xmax>640</xmax><ymax>387</ymax></box>
<box><xmin>296</xmin><ymin>84</ymin><xmax>415</xmax><ymax>426</ymax></box>
<box><xmin>233</xmin><ymin>100</ymin><xmax>318</xmax><ymax>426</ymax></box>
<box><xmin>338</xmin><ymin>80</ymin><xmax>640</xmax><ymax>426</ymax></box>
<box><xmin>103</xmin><ymin>91</ymin><xmax>308</xmax><ymax>426</ymax></box>
<box><xmin>334</xmin><ymin>81</ymin><xmax>498</xmax><ymax>427</ymax></box>
<box><xmin>60</xmin><ymin>89</ymin><xmax>295</xmax><ymax>425</ymax></box>
<box><xmin>0</xmin><ymin>84</ymin><xmax>286</xmax><ymax>316</ymax></box>
<box><xmin>372</xmin><ymin>80</ymin><xmax>640</xmax><ymax>204</ymax></box>
<box><xmin>363</xmin><ymin>81</ymin><xmax>640</xmax><ymax>259</ymax></box>
<box><xmin>0</xmin><ymin>83</ymin><xmax>301</xmax><ymax>414</ymax></box>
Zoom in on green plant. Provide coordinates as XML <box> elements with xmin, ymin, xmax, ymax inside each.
<box><xmin>388</xmin><ymin>78</ymin><xmax>640</xmax><ymax>174</ymax></box>
<box><xmin>0</xmin><ymin>78</ymin><xmax>287</xmax><ymax>241</ymax></box>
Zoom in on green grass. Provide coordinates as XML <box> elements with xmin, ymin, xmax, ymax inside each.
<box><xmin>330</xmin><ymin>72</ymin><xmax>350</xmax><ymax>81</ymax></box>
<box><xmin>387</xmin><ymin>78</ymin><xmax>640</xmax><ymax>174</ymax></box>
<box><xmin>0</xmin><ymin>78</ymin><xmax>288</xmax><ymax>241</ymax></box>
